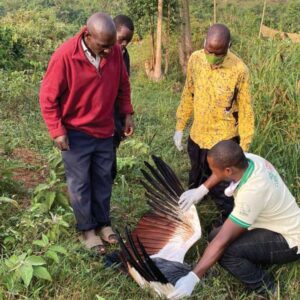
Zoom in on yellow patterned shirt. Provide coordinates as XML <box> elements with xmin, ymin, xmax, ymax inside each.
<box><xmin>176</xmin><ymin>49</ymin><xmax>254</xmax><ymax>151</ymax></box>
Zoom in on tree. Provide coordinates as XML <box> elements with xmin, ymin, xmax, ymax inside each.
<box><xmin>146</xmin><ymin>0</ymin><xmax>163</xmax><ymax>80</ymax></box>
<box><xmin>178</xmin><ymin>0</ymin><xmax>192</xmax><ymax>74</ymax></box>
<box><xmin>127</xmin><ymin>0</ymin><xmax>179</xmax><ymax>80</ymax></box>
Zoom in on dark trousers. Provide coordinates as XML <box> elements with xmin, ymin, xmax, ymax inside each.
<box><xmin>62</xmin><ymin>130</ymin><xmax>113</xmax><ymax>231</ymax></box>
<box><xmin>111</xmin><ymin>142</ymin><xmax>118</xmax><ymax>181</ymax></box>
<box><xmin>187</xmin><ymin>136</ymin><xmax>239</xmax><ymax>221</ymax></box>
<box><xmin>209</xmin><ymin>228</ymin><xmax>300</xmax><ymax>295</ymax></box>
<box><xmin>111</xmin><ymin>104</ymin><xmax>124</xmax><ymax>181</ymax></box>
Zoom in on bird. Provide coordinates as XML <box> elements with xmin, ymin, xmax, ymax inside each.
<box><xmin>115</xmin><ymin>155</ymin><xmax>202</xmax><ymax>298</ymax></box>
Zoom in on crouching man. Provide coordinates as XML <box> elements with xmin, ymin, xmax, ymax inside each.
<box><xmin>169</xmin><ymin>140</ymin><xmax>300</xmax><ymax>299</ymax></box>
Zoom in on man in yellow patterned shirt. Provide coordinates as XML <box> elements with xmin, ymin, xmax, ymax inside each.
<box><xmin>173</xmin><ymin>24</ymin><xmax>254</xmax><ymax>222</ymax></box>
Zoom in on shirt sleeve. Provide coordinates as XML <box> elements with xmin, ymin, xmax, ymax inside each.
<box><xmin>176</xmin><ymin>55</ymin><xmax>195</xmax><ymax>131</ymax></box>
<box><xmin>39</xmin><ymin>53</ymin><xmax>68</xmax><ymax>139</ymax></box>
<box><xmin>229</xmin><ymin>184</ymin><xmax>267</xmax><ymax>228</ymax></box>
<box><xmin>236</xmin><ymin>67</ymin><xmax>254</xmax><ymax>151</ymax></box>
<box><xmin>116</xmin><ymin>47</ymin><xmax>134</xmax><ymax>116</ymax></box>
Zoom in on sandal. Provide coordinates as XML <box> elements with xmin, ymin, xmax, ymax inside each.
<box><xmin>100</xmin><ymin>226</ymin><xmax>118</xmax><ymax>245</ymax></box>
<box><xmin>81</xmin><ymin>234</ymin><xmax>106</xmax><ymax>255</ymax></box>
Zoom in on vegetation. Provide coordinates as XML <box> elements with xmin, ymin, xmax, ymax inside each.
<box><xmin>0</xmin><ymin>0</ymin><xmax>299</xmax><ymax>299</ymax></box>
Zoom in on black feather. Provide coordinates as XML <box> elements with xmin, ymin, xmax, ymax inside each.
<box><xmin>115</xmin><ymin>229</ymin><xmax>153</xmax><ymax>281</ymax></box>
<box><xmin>141</xmin><ymin>169</ymin><xmax>179</xmax><ymax>204</ymax></box>
<box><xmin>151</xmin><ymin>155</ymin><xmax>184</xmax><ymax>196</ymax></box>
<box><xmin>136</xmin><ymin>236</ymin><xmax>169</xmax><ymax>284</ymax></box>
<box><xmin>125</xmin><ymin>227</ymin><xmax>158</xmax><ymax>281</ymax></box>
<box><xmin>144</xmin><ymin>161</ymin><xmax>178</xmax><ymax>198</ymax></box>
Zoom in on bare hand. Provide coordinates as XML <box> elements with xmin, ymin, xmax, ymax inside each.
<box><xmin>54</xmin><ymin>135</ymin><xmax>70</xmax><ymax>151</ymax></box>
<box><xmin>124</xmin><ymin>114</ymin><xmax>134</xmax><ymax>137</ymax></box>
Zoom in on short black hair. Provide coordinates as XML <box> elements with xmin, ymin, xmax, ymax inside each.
<box><xmin>208</xmin><ymin>140</ymin><xmax>248</xmax><ymax>169</ymax></box>
<box><xmin>113</xmin><ymin>15</ymin><xmax>134</xmax><ymax>32</ymax></box>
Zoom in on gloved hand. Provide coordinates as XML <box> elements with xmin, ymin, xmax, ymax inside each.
<box><xmin>167</xmin><ymin>271</ymin><xmax>200</xmax><ymax>299</ymax></box>
<box><xmin>179</xmin><ymin>184</ymin><xmax>209</xmax><ymax>211</ymax></box>
<box><xmin>173</xmin><ymin>131</ymin><xmax>183</xmax><ymax>151</ymax></box>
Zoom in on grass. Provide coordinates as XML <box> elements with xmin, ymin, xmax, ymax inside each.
<box><xmin>0</xmin><ymin>1</ymin><xmax>300</xmax><ymax>299</ymax></box>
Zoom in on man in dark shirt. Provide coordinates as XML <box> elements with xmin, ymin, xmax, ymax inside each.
<box><xmin>112</xmin><ymin>15</ymin><xmax>134</xmax><ymax>180</ymax></box>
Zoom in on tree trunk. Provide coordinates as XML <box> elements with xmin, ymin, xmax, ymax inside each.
<box><xmin>164</xmin><ymin>2</ymin><xmax>170</xmax><ymax>75</ymax></box>
<box><xmin>152</xmin><ymin>0</ymin><xmax>163</xmax><ymax>80</ymax></box>
<box><xmin>150</xmin><ymin>14</ymin><xmax>155</xmax><ymax>68</ymax></box>
<box><xmin>179</xmin><ymin>0</ymin><xmax>192</xmax><ymax>74</ymax></box>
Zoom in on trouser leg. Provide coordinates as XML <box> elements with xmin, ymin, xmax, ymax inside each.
<box><xmin>218</xmin><ymin>228</ymin><xmax>300</xmax><ymax>294</ymax></box>
<box><xmin>187</xmin><ymin>136</ymin><xmax>209</xmax><ymax>189</ymax></box>
<box><xmin>187</xmin><ymin>136</ymin><xmax>233</xmax><ymax>220</ymax></box>
<box><xmin>111</xmin><ymin>142</ymin><xmax>118</xmax><ymax>181</ymax></box>
<box><xmin>62</xmin><ymin>130</ymin><xmax>97</xmax><ymax>231</ymax></box>
<box><xmin>91</xmin><ymin>137</ymin><xmax>114</xmax><ymax>228</ymax></box>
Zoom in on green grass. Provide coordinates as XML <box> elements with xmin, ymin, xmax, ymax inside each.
<box><xmin>0</xmin><ymin>1</ymin><xmax>300</xmax><ymax>299</ymax></box>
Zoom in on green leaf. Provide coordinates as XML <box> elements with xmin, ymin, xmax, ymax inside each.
<box><xmin>18</xmin><ymin>253</ymin><xmax>27</xmax><ymax>261</ymax></box>
<box><xmin>5</xmin><ymin>255</ymin><xmax>19</xmax><ymax>269</ymax></box>
<box><xmin>19</xmin><ymin>264</ymin><xmax>33</xmax><ymax>287</ymax></box>
<box><xmin>45</xmin><ymin>191</ymin><xmax>56</xmax><ymax>210</ymax></box>
<box><xmin>3</xmin><ymin>236</ymin><xmax>15</xmax><ymax>244</ymax></box>
<box><xmin>33</xmin><ymin>266</ymin><xmax>52</xmax><ymax>281</ymax></box>
<box><xmin>49</xmin><ymin>245</ymin><xmax>67</xmax><ymax>255</ymax></box>
<box><xmin>0</xmin><ymin>196</ymin><xmax>18</xmax><ymax>207</ymax></box>
<box><xmin>55</xmin><ymin>192</ymin><xmax>70</xmax><ymax>208</ymax></box>
<box><xmin>42</xmin><ymin>234</ymin><xmax>49</xmax><ymax>245</ymax></box>
<box><xmin>25</xmin><ymin>256</ymin><xmax>46</xmax><ymax>266</ymax></box>
<box><xmin>45</xmin><ymin>250</ymin><xmax>59</xmax><ymax>263</ymax></box>
<box><xmin>34</xmin><ymin>183</ymin><xmax>50</xmax><ymax>194</ymax></box>
<box><xmin>33</xmin><ymin>240</ymin><xmax>46</xmax><ymax>248</ymax></box>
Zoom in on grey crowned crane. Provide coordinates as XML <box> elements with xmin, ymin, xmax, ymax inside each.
<box><xmin>116</xmin><ymin>155</ymin><xmax>202</xmax><ymax>298</ymax></box>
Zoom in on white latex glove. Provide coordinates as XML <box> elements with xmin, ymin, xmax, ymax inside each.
<box><xmin>179</xmin><ymin>184</ymin><xmax>209</xmax><ymax>211</ymax></box>
<box><xmin>167</xmin><ymin>271</ymin><xmax>200</xmax><ymax>299</ymax></box>
<box><xmin>173</xmin><ymin>131</ymin><xmax>183</xmax><ymax>151</ymax></box>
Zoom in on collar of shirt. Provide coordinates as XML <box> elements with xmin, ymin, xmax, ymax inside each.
<box><xmin>225</xmin><ymin>158</ymin><xmax>255</xmax><ymax>196</ymax></box>
<box><xmin>81</xmin><ymin>38</ymin><xmax>101</xmax><ymax>69</ymax></box>
<box><xmin>236</xmin><ymin>159</ymin><xmax>255</xmax><ymax>191</ymax></box>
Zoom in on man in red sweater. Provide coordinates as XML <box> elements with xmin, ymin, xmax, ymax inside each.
<box><xmin>39</xmin><ymin>12</ymin><xmax>134</xmax><ymax>254</ymax></box>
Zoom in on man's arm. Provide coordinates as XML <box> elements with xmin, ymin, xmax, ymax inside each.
<box><xmin>193</xmin><ymin>219</ymin><xmax>246</xmax><ymax>277</ymax></box>
<box><xmin>237</xmin><ymin>67</ymin><xmax>254</xmax><ymax>151</ymax></box>
<box><xmin>167</xmin><ymin>220</ymin><xmax>246</xmax><ymax>299</ymax></box>
<box><xmin>116</xmin><ymin>47</ymin><xmax>134</xmax><ymax>136</ymax></box>
<box><xmin>39</xmin><ymin>53</ymin><xmax>68</xmax><ymax>140</ymax></box>
<box><xmin>175</xmin><ymin>55</ymin><xmax>195</xmax><ymax>132</ymax></box>
<box><xmin>179</xmin><ymin>173</ymin><xmax>221</xmax><ymax>211</ymax></box>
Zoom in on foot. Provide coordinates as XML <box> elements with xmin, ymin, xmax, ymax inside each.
<box><xmin>81</xmin><ymin>230</ymin><xmax>106</xmax><ymax>255</ymax></box>
<box><xmin>100</xmin><ymin>226</ymin><xmax>118</xmax><ymax>245</ymax></box>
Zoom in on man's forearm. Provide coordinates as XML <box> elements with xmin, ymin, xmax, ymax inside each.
<box><xmin>203</xmin><ymin>173</ymin><xmax>221</xmax><ymax>190</ymax></box>
<box><xmin>193</xmin><ymin>238</ymin><xmax>228</xmax><ymax>278</ymax></box>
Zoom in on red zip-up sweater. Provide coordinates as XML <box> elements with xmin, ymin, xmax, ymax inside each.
<box><xmin>39</xmin><ymin>28</ymin><xmax>133</xmax><ymax>139</ymax></box>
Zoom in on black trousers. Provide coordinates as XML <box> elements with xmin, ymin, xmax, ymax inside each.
<box><xmin>111</xmin><ymin>136</ymin><xmax>121</xmax><ymax>181</ymax></box>
<box><xmin>208</xmin><ymin>227</ymin><xmax>300</xmax><ymax>295</ymax></box>
<box><xmin>111</xmin><ymin>104</ymin><xmax>125</xmax><ymax>181</ymax></box>
<box><xmin>187</xmin><ymin>136</ymin><xmax>240</xmax><ymax>221</ymax></box>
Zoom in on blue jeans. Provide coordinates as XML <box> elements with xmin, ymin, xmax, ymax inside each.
<box><xmin>209</xmin><ymin>228</ymin><xmax>300</xmax><ymax>295</ymax></box>
<box><xmin>62</xmin><ymin>130</ymin><xmax>113</xmax><ymax>231</ymax></box>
